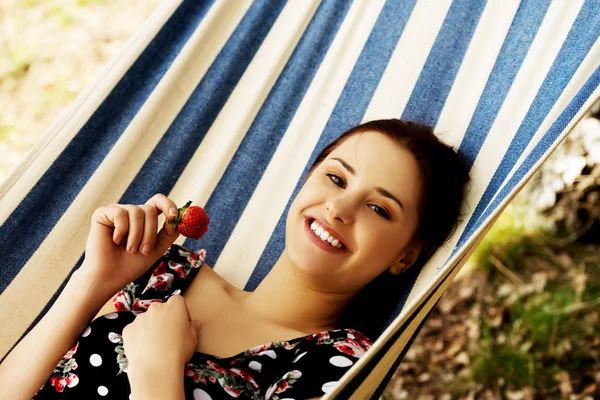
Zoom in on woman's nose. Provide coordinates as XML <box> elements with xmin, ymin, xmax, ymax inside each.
<box><xmin>326</xmin><ymin>197</ymin><xmax>354</xmax><ymax>224</ymax></box>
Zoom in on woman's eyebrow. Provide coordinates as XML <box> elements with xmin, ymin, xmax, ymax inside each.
<box><xmin>330</xmin><ymin>157</ymin><xmax>404</xmax><ymax>212</ymax></box>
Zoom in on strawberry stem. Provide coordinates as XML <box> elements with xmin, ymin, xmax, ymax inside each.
<box><xmin>168</xmin><ymin>200</ymin><xmax>192</xmax><ymax>231</ymax></box>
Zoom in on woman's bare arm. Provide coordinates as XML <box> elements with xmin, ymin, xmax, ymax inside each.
<box><xmin>0</xmin><ymin>265</ymin><xmax>119</xmax><ymax>399</ymax></box>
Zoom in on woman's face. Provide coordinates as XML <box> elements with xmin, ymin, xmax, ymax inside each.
<box><xmin>286</xmin><ymin>130</ymin><xmax>423</xmax><ymax>294</ymax></box>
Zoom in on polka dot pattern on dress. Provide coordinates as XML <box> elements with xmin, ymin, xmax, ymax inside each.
<box><xmin>81</xmin><ymin>326</ymin><xmax>91</xmax><ymax>337</ymax></box>
<box><xmin>322</xmin><ymin>381</ymin><xmax>338</xmax><ymax>393</ymax></box>
<box><xmin>193</xmin><ymin>388</ymin><xmax>213</xmax><ymax>399</ymax></box>
<box><xmin>248</xmin><ymin>360</ymin><xmax>262</xmax><ymax>372</ymax></box>
<box><xmin>329</xmin><ymin>355</ymin><xmax>353</xmax><ymax>367</ymax></box>
<box><xmin>292</xmin><ymin>351</ymin><xmax>307</xmax><ymax>363</ymax></box>
<box><xmin>89</xmin><ymin>354</ymin><xmax>102</xmax><ymax>367</ymax></box>
<box><xmin>261</xmin><ymin>350</ymin><xmax>277</xmax><ymax>359</ymax></box>
<box><xmin>97</xmin><ymin>385</ymin><xmax>108</xmax><ymax>396</ymax></box>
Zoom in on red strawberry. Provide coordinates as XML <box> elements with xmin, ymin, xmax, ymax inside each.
<box><xmin>168</xmin><ymin>200</ymin><xmax>210</xmax><ymax>240</ymax></box>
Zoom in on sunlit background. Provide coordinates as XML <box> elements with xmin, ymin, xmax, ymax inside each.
<box><xmin>1</xmin><ymin>1</ymin><xmax>599</xmax><ymax>399</ymax></box>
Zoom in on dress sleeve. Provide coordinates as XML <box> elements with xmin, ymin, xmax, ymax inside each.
<box><xmin>111</xmin><ymin>244</ymin><xmax>206</xmax><ymax>313</ymax></box>
<box><xmin>263</xmin><ymin>329</ymin><xmax>373</xmax><ymax>400</ymax></box>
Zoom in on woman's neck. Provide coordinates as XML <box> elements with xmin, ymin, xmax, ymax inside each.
<box><xmin>241</xmin><ymin>249</ymin><xmax>354</xmax><ymax>335</ymax></box>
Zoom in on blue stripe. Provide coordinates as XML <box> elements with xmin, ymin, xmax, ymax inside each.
<box><xmin>245</xmin><ymin>0</ymin><xmax>417</xmax><ymax>291</ymax></box>
<box><xmin>401</xmin><ymin>0</ymin><xmax>487</xmax><ymax>126</ymax></box>
<box><xmin>457</xmin><ymin>64</ymin><xmax>600</xmax><ymax>256</ymax></box>
<box><xmin>183</xmin><ymin>0</ymin><xmax>356</xmax><ymax>272</ymax></box>
<box><xmin>460</xmin><ymin>0</ymin><xmax>600</xmax><ymax>246</ymax></box>
<box><xmin>458</xmin><ymin>0</ymin><xmax>552</xmax><ymax>169</ymax></box>
<box><xmin>0</xmin><ymin>0</ymin><xmax>215</xmax><ymax>294</ymax></box>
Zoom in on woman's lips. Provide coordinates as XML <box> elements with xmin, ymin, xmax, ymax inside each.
<box><xmin>304</xmin><ymin>217</ymin><xmax>349</xmax><ymax>254</ymax></box>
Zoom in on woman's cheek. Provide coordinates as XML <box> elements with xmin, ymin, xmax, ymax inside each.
<box><xmin>360</xmin><ymin>234</ymin><xmax>391</xmax><ymax>274</ymax></box>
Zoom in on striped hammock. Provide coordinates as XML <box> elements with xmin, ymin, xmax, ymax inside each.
<box><xmin>1</xmin><ymin>0</ymin><xmax>599</xmax><ymax>398</ymax></box>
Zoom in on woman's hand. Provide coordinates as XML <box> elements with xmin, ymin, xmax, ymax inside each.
<box><xmin>122</xmin><ymin>294</ymin><xmax>202</xmax><ymax>373</ymax></box>
<box><xmin>80</xmin><ymin>193</ymin><xmax>181</xmax><ymax>294</ymax></box>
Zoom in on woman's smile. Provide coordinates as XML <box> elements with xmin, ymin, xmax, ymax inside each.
<box><xmin>304</xmin><ymin>216</ymin><xmax>350</xmax><ymax>254</ymax></box>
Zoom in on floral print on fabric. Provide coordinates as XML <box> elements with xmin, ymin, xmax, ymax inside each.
<box><xmin>332</xmin><ymin>330</ymin><xmax>372</xmax><ymax>358</ymax></box>
<box><xmin>31</xmin><ymin>244</ymin><xmax>373</xmax><ymax>399</ymax></box>
<box><xmin>112</xmin><ymin>244</ymin><xmax>205</xmax><ymax>314</ymax></box>
<box><xmin>265</xmin><ymin>370</ymin><xmax>302</xmax><ymax>400</ymax></box>
<box><xmin>48</xmin><ymin>342</ymin><xmax>80</xmax><ymax>393</ymax></box>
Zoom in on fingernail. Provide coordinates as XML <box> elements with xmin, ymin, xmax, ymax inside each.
<box><xmin>141</xmin><ymin>244</ymin><xmax>151</xmax><ymax>255</ymax></box>
<box><xmin>169</xmin><ymin>207</ymin><xmax>178</xmax><ymax>216</ymax></box>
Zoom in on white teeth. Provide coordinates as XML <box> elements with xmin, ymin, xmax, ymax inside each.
<box><xmin>309</xmin><ymin>219</ymin><xmax>344</xmax><ymax>249</ymax></box>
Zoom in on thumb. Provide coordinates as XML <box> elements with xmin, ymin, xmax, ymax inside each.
<box><xmin>155</xmin><ymin>215</ymin><xmax>181</xmax><ymax>256</ymax></box>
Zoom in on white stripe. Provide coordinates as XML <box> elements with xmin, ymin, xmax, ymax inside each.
<box><xmin>436</xmin><ymin>0</ymin><xmax>521</xmax><ymax>148</ymax></box>
<box><xmin>405</xmin><ymin>0</ymin><xmax>521</xmax><ymax>306</ymax></box>
<box><xmin>362</xmin><ymin>0</ymin><xmax>452</xmax><ymax>121</ymax></box>
<box><xmin>213</xmin><ymin>0</ymin><xmax>387</xmax><ymax>288</ymax></box>
<box><xmin>493</xmin><ymin>34</ymin><xmax>600</xmax><ymax>211</ymax></box>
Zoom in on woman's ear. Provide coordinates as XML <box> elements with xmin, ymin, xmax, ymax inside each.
<box><xmin>389</xmin><ymin>242</ymin><xmax>422</xmax><ymax>275</ymax></box>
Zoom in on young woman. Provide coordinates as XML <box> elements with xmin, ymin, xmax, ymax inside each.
<box><xmin>9</xmin><ymin>119</ymin><xmax>470</xmax><ymax>399</ymax></box>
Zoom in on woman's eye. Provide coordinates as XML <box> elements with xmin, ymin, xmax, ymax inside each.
<box><xmin>370</xmin><ymin>205</ymin><xmax>391</xmax><ymax>220</ymax></box>
<box><xmin>327</xmin><ymin>173</ymin><xmax>344</xmax><ymax>187</ymax></box>
<box><xmin>326</xmin><ymin>173</ymin><xmax>391</xmax><ymax>220</ymax></box>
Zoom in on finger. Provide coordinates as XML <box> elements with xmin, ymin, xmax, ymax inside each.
<box><xmin>111</xmin><ymin>207</ymin><xmax>129</xmax><ymax>245</ymax></box>
<box><xmin>145</xmin><ymin>193</ymin><xmax>179</xmax><ymax>221</ymax></box>
<box><xmin>94</xmin><ymin>206</ymin><xmax>130</xmax><ymax>245</ymax></box>
<box><xmin>138</xmin><ymin>205</ymin><xmax>158</xmax><ymax>256</ymax></box>
<box><xmin>146</xmin><ymin>194</ymin><xmax>180</xmax><ymax>253</ymax></box>
<box><xmin>168</xmin><ymin>294</ymin><xmax>192</xmax><ymax>321</ymax></box>
<box><xmin>122</xmin><ymin>205</ymin><xmax>145</xmax><ymax>254</ymax></box>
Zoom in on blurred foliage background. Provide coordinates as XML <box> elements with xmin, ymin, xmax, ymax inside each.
<box><xmin>1</xmin><ymin>1</ymin><xmax>599</xmax><ymax>399</ymax></box>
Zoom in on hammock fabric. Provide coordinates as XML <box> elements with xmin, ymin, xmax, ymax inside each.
<box><xmin>1</xmin><ymin>0</ymin><xmax>599</xmax><ymax>398</ymax></box>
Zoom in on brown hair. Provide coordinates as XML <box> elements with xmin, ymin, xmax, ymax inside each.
<box><xmin>305</xmin><ymin>119</ymin><xmax>471</xmax><ymax>266</ymax></box>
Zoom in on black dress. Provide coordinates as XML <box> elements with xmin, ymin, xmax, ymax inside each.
<box><xmin>32</xmin><ymin>244</ymin><xmax>373</xmax><ymax>399</ymax></box>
